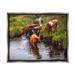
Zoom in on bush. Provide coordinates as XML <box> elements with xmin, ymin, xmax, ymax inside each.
<box><xmin>9</xmin><ymin>15</ymin><xmax>67</xmax><ymax>50</ymax></box>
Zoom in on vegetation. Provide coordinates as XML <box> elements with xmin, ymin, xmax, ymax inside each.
<box><xmin>9</xmin><ymin>14</ymin><xmax>67</xmax><ymax>49</ymax></box>
<box><xmin>9</xmin><ymin>15</ymin><xmax>34</xmax><ymax>38</ymax></box>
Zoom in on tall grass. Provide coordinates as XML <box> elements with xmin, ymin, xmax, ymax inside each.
<box><xmin>9</xmin><ymin>14</ymin><xmax>67</xmax><ymax>49</ymax></box>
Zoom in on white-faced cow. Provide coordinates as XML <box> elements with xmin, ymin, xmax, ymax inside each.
<box><xmin>46</xmin><ymin>18</ymin><xmax>58</xmax><ymax>31</ymax></box>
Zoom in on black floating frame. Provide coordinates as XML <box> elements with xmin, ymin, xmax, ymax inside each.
<box><xmin>7</xmin><ymin>12</ymin><xmax>69</xmax><ymax>62</ymax></box>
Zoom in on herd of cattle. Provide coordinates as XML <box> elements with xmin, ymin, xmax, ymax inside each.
<box><xmin>24</xmin><ymin>18</ymin><xmax>60</xmax><ymax>59</ymax></box>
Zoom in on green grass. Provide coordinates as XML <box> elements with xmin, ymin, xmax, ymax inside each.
<box><xmin>9</xmin><ymin>14</ymin><xmax>67</xmax><ymax>48</ymax></box>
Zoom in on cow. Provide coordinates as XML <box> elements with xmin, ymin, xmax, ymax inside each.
<box><xmin>29</xmin><ymin>34</ymin><xmax>41</xmax><ymax>59</ymax></box>
<box><xmin>25</xmin><ymin>24</ymin><xmax>42</xmax><ymax>39</ymax></box>
<box><xmin>46</xmin><ymin>18</ymin><xmax>58</xmax><ymax>31</ymax></box>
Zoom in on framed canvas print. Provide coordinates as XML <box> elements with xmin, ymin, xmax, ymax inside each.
<box><xmin>8</xmin><ymin>13</ymin><xmax>68</xmax><ymax>62</ymax></box>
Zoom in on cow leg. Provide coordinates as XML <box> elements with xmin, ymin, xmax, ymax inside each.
<box><xmin>31</xmin><ymin>43</ymin><xmax>41</xmax><ymax>59</ymax></box>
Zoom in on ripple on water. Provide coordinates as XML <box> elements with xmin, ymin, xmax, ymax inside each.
<box><xmin>9</xmin><ymin>36</ymin><xmax>65</xmax><ymax>60</ymax></box>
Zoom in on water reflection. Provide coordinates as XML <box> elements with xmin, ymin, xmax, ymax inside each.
<box><xmin>9</xmin><ymin>35</ymin><xmax>65</xmax><ymax>60</ymax></box>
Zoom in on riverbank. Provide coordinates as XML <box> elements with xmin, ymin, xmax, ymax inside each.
<box><xmin>9</xmin><ymin>35</ymin><xmax>65</xmax><ymax>60</ymax></box>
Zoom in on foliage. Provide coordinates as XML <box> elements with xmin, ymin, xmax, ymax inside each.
<box><xmin>9</xmin><ymin>14</ymin><xmax>67</xmax><ymax>48</ymax></box>
<box><xmin>9</xmin><ymin>15</ymin><xmax>34</xmax><ymax>38</ymax></box>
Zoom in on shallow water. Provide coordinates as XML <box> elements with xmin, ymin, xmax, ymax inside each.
<box><xmin>9</xmin><ymin>35</ymin><xmax>65</xmax><ymax>60</ymax></box>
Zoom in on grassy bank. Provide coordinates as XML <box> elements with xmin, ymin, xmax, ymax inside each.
<box><xmin>8</xmin><ymin>14</ymin><xmax>68</xmax><ymax>49</ymax></box>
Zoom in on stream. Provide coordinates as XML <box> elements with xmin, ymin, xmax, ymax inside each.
<box><xmin>9</xmin><ymin>35</ymin><xmax>65</xmax><ymax>60</ymax></box>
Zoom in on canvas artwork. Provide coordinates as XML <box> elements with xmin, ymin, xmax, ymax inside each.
<box><xmin>8</xmin><ymin>13</ymin><xmax>68</xmax><ymax>62</ymax></box>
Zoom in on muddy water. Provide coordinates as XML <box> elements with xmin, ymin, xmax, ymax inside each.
<box><xmin>9</xmin><ymin>35</ymin><xmax>65</xmax><ymax>60</ymax></box>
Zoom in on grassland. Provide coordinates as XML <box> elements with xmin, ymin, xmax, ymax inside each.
<box><xmin>9</xmin><ymin>14</ymin><xmax>68</xmax><ymax>49</ymax></box>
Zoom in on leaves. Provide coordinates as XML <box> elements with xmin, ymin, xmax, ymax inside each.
<box><xmin>9</xmin><ymin>15</ymin><xmax>67</xmax><ymax>46</ymax></box>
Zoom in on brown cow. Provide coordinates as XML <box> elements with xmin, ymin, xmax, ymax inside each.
<box><xmin>46</xmin><ymin>19</ymin><xmax>58</xmax><ymax>31</ymax></box>
<box><xmin>29</xmin><ymin>34</ymin><xmax>41</xmax><ymax>59</ymax></box>
<box><xmin>25</xmin><ymin>24</ymin><xmax>42</xmax><ymax>39</ymax></box>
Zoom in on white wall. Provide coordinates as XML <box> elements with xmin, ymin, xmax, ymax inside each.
<box><xmin>0</xmin><ymin>0</ymin><xmax>75</xmax><ymax>75</ymax></box>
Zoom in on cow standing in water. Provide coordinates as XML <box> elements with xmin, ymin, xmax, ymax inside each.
<box><xmin>29</xmin><ymin>34</ymin><xmax>41</xmax><ymax>59</ymax></box>
<box><xmin>25</xmin><ymin>15</ymin><xmax>42</xmax><ymax>59</ymax></box>
<box><xmin>25</xmin><ymin>24</ymin><xmax>42</xmax><ymax>59</ymax></box>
